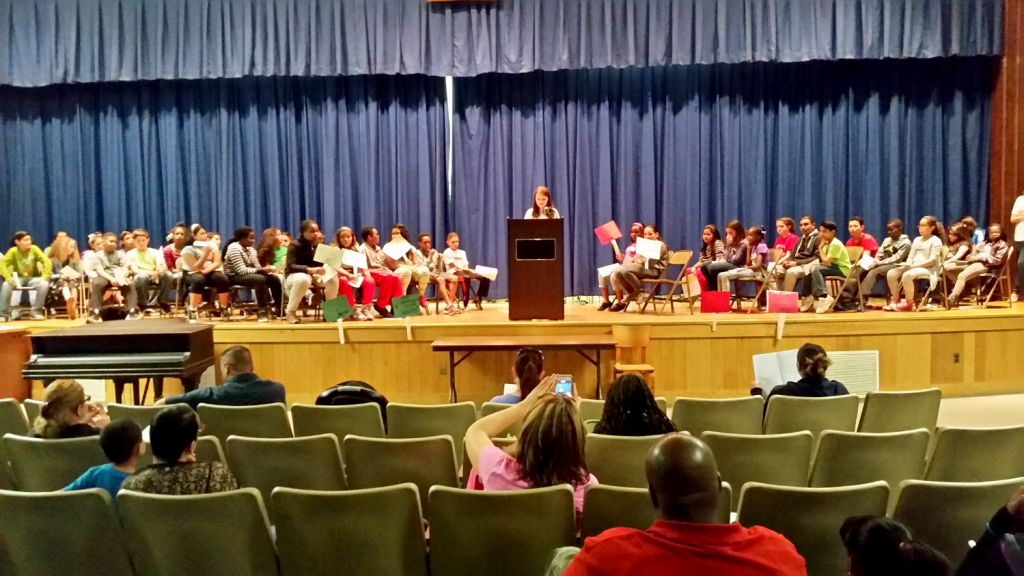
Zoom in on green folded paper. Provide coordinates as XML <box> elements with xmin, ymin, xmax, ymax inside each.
<box><xmin>321</xmin><ymin>297</ymin><xmax>354</xmax><ymax>322</ymax></box>
<box><xmin>391</xmin><ymin>294</ymin><xmax>422</xmax><ymax>319</ymax></box>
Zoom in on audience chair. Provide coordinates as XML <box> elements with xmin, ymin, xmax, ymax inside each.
<box><xmin>0</xmin><ymin>400</ymin><xmax>29</xmax><ymax>489</ymax></box>
<box><xmin>0</xmin><ymin>488</ymin><xmax>134</xmax><ymax>576</ymax></box>
<box><xmin>386</xmin><ymin>402</ymin><xmax>477</xmax><ymax>467</ymax></box>
<box><xmin>975</xmin><ymin>245</ymin><xmax>1016</xmax><ymax>307</ymax></box>
<box><xmin>737</xmin><ymin>481</ymin><xmax>889</xmax><ymax>576</ymax></box>
<box><xmin>580</xmin><ymin>485</ymin><xmax>656</xmax><ymax>539</ymax></box>
<box><xmin>825</xmin><ymin>247</ymin><xmax>864</xmax><ymax>311</ymax></box>
<box><xmin>3</xmin><ymin>434</ymin><xmax>106</xmax><ymax>491</ymax></box>
<box><xmin>640</xmin><ymin>249</ymin><xmax>695</xmax><ymax>315</ymax></box>
<box><xmin>107</xmin><ymin>403</ymin><xmax>165</xmax><ymax>429</ymax></box>
<box><xmin>22</xmin><ymin>398</ymin><xmax>43</xmax><ymax>424</ymax></box>
<box><xmin>272</xmin><ymin>484</ymin><xmax>428</xmax><ymax>576</ymax></box>
<box><xmin>734</xmin><ymin>249</ymin><xmax>786</xmax><ymax>312</ymax></box>
<box><xmin>655</xmin><ymin>397</ymin><xmax>667</xmax><ymax>413</ymax></box>
<box><xmin>672</xmin><ymin>396</ymin><xmax>764</xmax><ymax>437</ymax></box>
<box><xmin>611</xmin><ymin>325</ymin><xmax>656</xmax><ymax>394</ymax></box>
<box><xmin>479</xmin><ymin>402</ymin><xmax>523</xmax><ymax>437</ymax></box>
<box><xmin>291</xmin><ymin>403</ymin><xmax>386</xmax><ymax>440</ymax></box>
<box><xmin>429</xmin><ymin>485</ymin><xmax>577</xmax><ymax>576</ymax></box>
<box><xmin>197</xmin><ymin>403</ymin><xmax>292</xmax><ymax>444</ymax></box>
<box><xmin>578</xmin><ymin>399</ymin><xmax>605</xmax><ymax>423</ymax></box>
<box><xmin>924</xmin><ymin>425</ymin><xmax>1024</xmax><ymax>482</ymax></box>
<box><xmin>700</xmin><ymin>431</ymin><xmax>814</xmax><ymax>511</ymax></box>
<box><xmin>343</xmin><ymin>435</ymin><xmax>459</xmax><ymax>519</ymax></box>
<box><xmin>893</xmin><ymin>477</ymin><xmax>1024</xmax><ymax>567</ymax></box>
<box><xmin>196</xmin><ymin>435</ymin><xmax>227</xmax><ymax>464</ymax></box>
<box><xmin>857</xmin><ymin>388</ymin><xmax>941</xmax><ymax>433</ymax></box>
<box><xmin>585</xmin><ymin>433</ymin><xmax>664</xmax><ymax>488</ymax></box>
<box><xmin>462</xmin><ymin>437</ymin><xmax>515</xmax><ymax>483</ymax></box>
<box><xmin>762</xmin><ymin>395</ymin><xmax>859</xmax><ymax>436</ymax></box>
<box><xmin>227</xmin><ymin>434</ymin><xmax>347</xmax><ymax>522</ymax></box>
<box><xmin>119</xmin><ymin>487</ymin><xmax>278</xmax><ymax>576</ymax></box>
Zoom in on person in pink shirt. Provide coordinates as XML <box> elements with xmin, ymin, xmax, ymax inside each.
<box><xmin>464</xmin><ymin>374</ymin><xmax>597</xmax><ymax>515</ymax></box>
<box><xmin>846</xmin><ymin>217</ymin><xmax>879</xmax><ymax>256</ymax></box>
<box><xmin>773</xmin><ymin>217</ymin><xmax>798</xmax><ymax>254</ymax></box>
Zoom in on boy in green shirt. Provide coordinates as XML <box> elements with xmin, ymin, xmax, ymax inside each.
<box><xmin>799</xmin><ymin>221</ymin><xmax>851</xmax><ymax>313</ymax></box>
<box><xmin>0</xmin><ymin>231</ymin><xmax>52</xmax><ymax>321</ymax></box>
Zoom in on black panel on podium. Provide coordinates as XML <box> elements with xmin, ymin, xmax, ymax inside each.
<box><xmin>507</xmin><ymin>219</ymin><xmax>564</xmax><ymax>320</ymax></box>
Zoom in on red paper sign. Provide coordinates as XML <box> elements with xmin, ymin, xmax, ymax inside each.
<box><xmin>594</xmin><ymin>221</ymin><xmax>623</xmax><ymax>245</ymax></box>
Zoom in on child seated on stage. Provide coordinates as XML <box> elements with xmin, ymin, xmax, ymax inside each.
<box><xmin>444</xmin><ymin>233</ymin><xmax>490</xmax><ymax>311</ymax></box>
<box><xmin>688</xmin><ymin>224</ymin><xmax>725</xmax><ymax>294</ymax></box>
<box><xmin>64</xmin><ymin>419</ymin><xmax>145</xmax><ymax>498</ymax></box>
<box><xmin>717</xmin><ymin>226</ymin><xmax>768</xmax><ymax>294</ymax></box>
<box><xmin>948</xmin><ymin>224</ymin><xmax>1010</xmax><ymax>307</ymax></box>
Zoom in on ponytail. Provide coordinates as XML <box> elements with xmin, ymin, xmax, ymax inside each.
<box><xmin>514</xmin><ymin>348</ymin><xmax>544</xmax><ymax>397</ymax></box>
<box><xmin>841</xmin><ymin>516</ymin><xmax>950</xmax><ymax>576</ymax></box>
<box><xmin>797</xmin><ymin>343</ymin><xmax>832</xmax><ymax>379</ymax></box>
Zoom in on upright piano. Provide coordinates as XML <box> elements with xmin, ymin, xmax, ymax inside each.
<box><xmin>21</xmin><ymin>319</ymin><xmax>215</xmax><ymax>404</ymax></box>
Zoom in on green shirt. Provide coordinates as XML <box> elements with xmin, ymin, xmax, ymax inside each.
<box><xmin>2</xmin><ymin>246</ymin><xmax>52</xmax><ymax>282</ymax></box>
<box><xmin>824</xmin><ymin>238</ymin><xmax>851</xmax><ymax>276</ymax></box>
<box><xmin>273</xmin><ymin>246</ymin><xmax>288</xmax><ymax>269</ymax></box>
<box><xmin>129</xmin><ymin>248</ymin><xmax>158</xmax><ymax>272</ymax></box>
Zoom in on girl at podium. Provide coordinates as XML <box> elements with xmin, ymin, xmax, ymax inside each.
<box><xmin>524</xmin><ymin>186</ymin><xmax>561</xmax><ymax>219</ymax></box>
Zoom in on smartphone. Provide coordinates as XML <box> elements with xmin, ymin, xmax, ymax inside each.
<box><xmin>555</xmin><ymin>375</ymin><xmax>573</xmax><ymax>396</ymax></box>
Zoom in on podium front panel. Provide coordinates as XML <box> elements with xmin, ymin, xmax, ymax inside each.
<box><xmin>507</xmin><ymin>219</ymin><xmax>564</xmax><ymax>321</ymax></box>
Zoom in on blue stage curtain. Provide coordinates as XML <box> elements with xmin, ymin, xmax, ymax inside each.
<box><xmin>451</xmin><ymin>57</ymin><xmax>996</xmax><ymax>297</ymax></box>
<box><xmin>0</xmin><ymin>75</ymin><xmax>449</xmax><ymax>244</ymax></box>
<box><xmin>0</xmin><ymin>0</ymin><xmax>1002</xmax><ymax>87</ymax></box>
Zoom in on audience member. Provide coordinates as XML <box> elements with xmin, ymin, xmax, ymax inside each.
<box><xmin>562</xmin><ymin>433</ymin><xmax>806</xmax><ymax>575</ymax></box>
<box><xmin>885</xmin><ymin>216</ymin><xmax>944</xmax><ymax>312</ymax></box>
<box><xmin>386</xmin><ymin>223</ymin><xmax>430</xmax><ymax>313</ymax></box>
<box><xmin>804</xmin><ymin>220</ymin><xmax>851</xmax><ymax>313</ymax></box>
<box><xmin>126</xmin><ymin>228</ymin><xmax>173</xmax><ymax>313</ymax></box>
<box><xmin>600</xmin><ymin>222</ymin><xmax>645</xmax><ymax>310</ymax></box>
<box><xmin>610</xmin><ymin>224</ymin><xmax>668</xmax><ymax>311</ymax></box>
<box><xmin>0</xmin><ymin>231</ymin><xmax>52</xmax><ymax>322</ymax></box>
<box><xmin>840</xmin><ymin>516</ymin><xmax>950</xmax><ymax>576</ymax></box>
<box><xmin>444</xmin><ymin>232</ymin><xmax>491</xmax><ymax>311</ymax></box>
<box><xmin>524</xmin><ymin>185</ymin><xmax>561</xmax><ymax>219</ymax></box>
<box><xmin>717</xmin><ymin>226</ymin><xmax>768</xmax><ymax>293</ymax></box>
<box><xmin>593</xmin><ymin>374</ymin><xmax>675</xmax><ymax>436</ymax></box>
<box><xmin>46</xmin><ymin>235</ymin><xmax>83</xmax><ymax>319</ymax></box>
<box><xmin>490</xmin><ymin>348</ymin><xmax>544</xmax><ymax>404</ymax></box>
<box><xmin>64</xmin><ymin>419</ymin><xmax>145</xmax><ymax>498</ymax></box>
<box><xmin>87</xmin><ymin>232</ymin><xmax>141</xmax><ymax>323</ymax></box>
<box><xmin>120</xmin><ymin>404</ymin><xmax>238</xmax><ymax>495</ymax></box>
<box><xmin>283</xmin><ymin>219</ymin><xmax>340</xmax><ymax>324</ymax></box>
<box><xmin>359</xmin><ymin>226</ymin><xmax>403</xmax><ymax>318</ymax></box>
<box><xmin>156</xmin><ymin>345</ymin><xmax>285</xmax><ymax>409</ymax></box>
<box><xmin>957</xmin><ymin>484</ymin><xmax>1024</xmax><ymax>576</ymax></box>
<box><xmin>774</xmin><ymin>217</ymin><xmax>799</xmax><ymax>254</ymax></box>
<box><xmin>703</xmin><ymin>220</ymin><xmax>747</xmax><ymax>292</ymax></box>
<box><xmin>751</xmin><ymin>343</ymin><xmax>849</xmax><ymax>416</ymax></box>
<box><xmin>222</xmin><ymin>226</ymin><xmax>281</xmax><ymax>322</ymax></box>
<box><xmin>465</xmin><ymin>375</ymin><xmax>597</xmax><ymax>514</ymax></box>
<box><xmin>31</xmin><ymin>379</ymin><xmax>110</xmax><ymax>439</ymax></box>
<box><xmin>779</xmin><ymin>216</ymin><xmax>821</xmax><ymax>292</ymax></box>
<box><xmin>948</xmin><ymin>224</ymin><xmax>1010</xmax><ymax>307</ymax></box>
<box><xmin>180</xmin><ymin>224</ymin><xmax>231</xmax><ymax>323</ymax></box>
<box><xmin>847</xmin><ymin>217</ymin><xmax>880</xmax><ymax>256</ymax></box>
<box><xmin>689</xmin><ymin>224</ymin><xmax>726</xmax><ymax>294</ymax></box>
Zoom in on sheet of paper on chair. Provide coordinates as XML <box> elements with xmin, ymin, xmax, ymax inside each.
<box><xmin>313</xmin><ymin>244</ymin><xmax>344</xmax><ymax>268</ymax></box>
<box><xmin>635</xmin><ymin>238</ymin><xmax>662</xmax><ymax>260</ymax></box>
<box><xmin>597</xmin><ymin>264</ymin><xmax>618</xmax><ymax>278</ymax></box>
<box><xmin>349</xmin><ymin>275</ymin><xmax>364</xmax><ymax>289</ymax></box>
<box><xmin>475</xmin><ymin>265</ymin><xmax>498</xmax><ymax>280</ymax></box>
<box><xmin>859</xmin><ymin>253</ymin><xmax>875</xmax><ymax>270</ymax></box>
<box><xmin>382</xmin><ymin>241</ymin><xmax>413</xmax><ymax>261</ymax></box>
<box><xmin>342</xmin><ymin>249</ymin><xmax>367</xmax><ymax>271</ymax></box>
<box><xmin>60</xmin><ymin>267</ymin><xmax>81</xmax><ymax>280</ymax></box>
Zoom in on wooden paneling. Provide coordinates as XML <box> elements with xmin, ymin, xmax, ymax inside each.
<box><xmin>0</xmin><ymin>327</ymin><xmax>32</xmax><ymax>401</ymax></box>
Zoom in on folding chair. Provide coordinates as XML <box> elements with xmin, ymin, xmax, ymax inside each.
<box><xmin>976</xmin><ymin>245</ymin><xmax>1015</xmax><ymax>308</ymax></box>
<box><xmin>735</xmin><ymin>249</ymin><xmax>787</xmax><ymax>313</ymax></box>
<box><xmin>825</xmin><ymin>246</ymin><xmax>863</xmax><ymax>312</ymax></box>
<box><xmin>631</xmin><ymin>259</ymin><xmax>670</xmax><ymax>313</ymax></box>
<box><xmin>915</xmin><ymin>245</ymin><xmax>949</xmax><ymax>312</ymax></box>
<box><xmin>639</xmin><ymin>250</ymin><xmax>694</xmax><ymax>315</ymax></box>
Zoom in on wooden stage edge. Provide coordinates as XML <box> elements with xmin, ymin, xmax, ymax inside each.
<box><xmin>12</xmin><ymin>302</ymin><xmax>1024</xmax><ymax>407</ymax></box>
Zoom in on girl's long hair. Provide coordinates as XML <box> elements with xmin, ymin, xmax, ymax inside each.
<box><xmin>509</xmin><ymin>394</ymin><xmax>589</xmax><ymax>488</ymax></box>
<box><xmin>593</xmin><ymin>375</ymin><xmax>675</xmax><ymax>436</ymax></box>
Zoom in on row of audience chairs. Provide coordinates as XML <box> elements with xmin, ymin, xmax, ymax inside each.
<box><xmin>2</xmin><ymin>475</ymin><xmax>1019</xmax><ymax>576</ymax></box>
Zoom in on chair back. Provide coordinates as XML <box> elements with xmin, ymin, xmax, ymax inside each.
<box><xmin>196</xmin><ymin>435</ymin><xmax>227</xmax><ymax>464</ymax></box>
<box><xmin>808</xmin><ymin>430</ymin><xmax>931</xmax><ymax>505</ymax></box>
<box><xmin>672</xmin><ymin>396</ymin><xmax>764</xmax><ymax>437</ymax></box>
<box><xmin>893</xmin><ymin>478</ymin><xmax>1024</xmax><ymax>567</ymax></box>
<box><xmin>4</xmin><ymin>434</ymin><xmax>107</xmax><ymax>491</ymax></box>
<box><xmin>0</xmin><ymin>400</ymin><xmax>29</xmax><ymax>489</ymax></box>
<box><xmin>197</xmin><ymin>403</ymin><xmax>292</xmax><ymax>444</ymax></box>
<box><xmin>291</xmin><ymin>403</ymin><xmax>385</xmax><ymax>440</ymax></box>
<box><xmin>118</xmin><ymin>487</ymin><xmax>278</xmax><ymax>576</ymax></box>
<box><xmin>925</xmin><ymin>425</ymin><xmax>1024</xmax><ymax>482</ymax></box>
<box><xmin>272</xmin><ymin>484</ymin><xmax>428</xmax><ymax>576</ymax></box>
<box><xmin>858</xmin><ymin>388</ymin><xmax>941</xmax><ymax>433</ymax></box>
<box><xmin>667</xmin><ymin>249</ymin><xmax>693</xmax><ymax>267</ymax></box>
<box><xmin>700</xmin><ymin>431</ymin><xmax>814</xmax><ymax>511</ymax></box>
<box><xmin>386</xmin><ymin>402</ymin><xmax>477</xmax><ymax>465</ymax></box>
<box><xmin>845</xmin><ymin>246</ymin><xmax>865</xmax><ymax>265</ymax></box>
<box><xmin>580</xmin><ymin>485</ymin><xmax>655</xmax><ymax>538</ymax></box>
<box><xmin>737</xmin><ymin>481</ymin><xmax>889</xmax><ymax>576</ymax></box>
<box><xmin>763</xmin><ymin>395</ymin><xmax>859</xmax><ymax>436</ymax></box>
<box><xmin>479</xmin><ymin>402</ymin><xmax>522</xmax><ymax>437</ymax></box>
<box><xmin>107</xmin><ymin>403</ymin><xmax>166</xmax><ymax>429</ymax></box>
<box><xmin>585</xmin><ymin>433</ymin><xmax>663</xmax><ymax>488</ymax></box>
<box><xmin>227</xmin><ymin>434</ymin><xmax>347</xmax><ymax>521</ymax></box>
<box><xmin>612</xmin><ymin>324</ymin><xmax>650</xmax><ymax>349</ymax></box>
<box><xmin>428</xmin><ymin>485</ymin><xmax>576</xmax><ymax>576</ymax></box>
<box><xmin>22</xmin><ymin>399</ymin><xmax>43</xmax><ymax>423</ymax></box>
<box><xmin>0</xmin><ymin>489</ymin><xmax>134</xmax><ymax>576</ymax></box>
<box><xmin>343</xmin><ymin>435</ymin><xmax>459</xmax><ymax>518</ymax></box>
<box><xmin>578</xmin><ymin>399</ymin><xmax>605</xmax><ymax>422</ymax></box>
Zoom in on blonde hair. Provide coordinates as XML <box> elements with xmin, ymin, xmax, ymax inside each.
<box><xmin>33</xmin><ymin>380</ymin><xmax>87</xmax><ymax>438</ymax></box>
<box><xmin>508</xmin><ymin>394</ymin><xmax>589</xmax><ymax>488</ymax></box>
<box><xmin>49</xmin><ymin>236</ymin><xmax>80</xmax><ymax>263</ymax></box>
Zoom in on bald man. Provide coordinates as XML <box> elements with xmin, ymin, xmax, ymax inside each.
<box><xmin>563</xmin><ymin>433</ymin><xmax>806</xmax><ymax>575</ymax></box>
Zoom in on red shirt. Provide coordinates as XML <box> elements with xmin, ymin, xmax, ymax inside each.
<box><xmin>846</xmin><ymin>233</ymin><xmax>879</xmax><ymax>256</ymax></box>
<box><xmin>773</xmin><ymin>234</ymin><xmax>798</xmax><ymax>253</ymax></box>
<box><xmin>563</xmin><ymin>520</ymin><xmax>806</xmax><ymax>576</ymax></box>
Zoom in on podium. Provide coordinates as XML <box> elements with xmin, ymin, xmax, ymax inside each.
<box><xmin>507</xmin><ymin>219</ymin><xmax>564</xmax><ymax>321</ymax></box>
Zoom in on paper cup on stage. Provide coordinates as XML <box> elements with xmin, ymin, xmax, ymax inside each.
<box><xmin>767</xmin><ymin>290</ymin><xmax>799</xmax><ymax>313</ymax></box>
<box><xmin>700</xmin><ymin>291</ymin><xmax>731</xmax><ymax>313</ymax></box>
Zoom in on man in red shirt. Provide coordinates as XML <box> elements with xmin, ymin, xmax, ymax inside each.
<box><xmin>846</xmin><ymin>217</ymin><xmax>879</xmax><ymax>256</ymax></box>
<box><xmin>562</xmin><ymin>433</ymin><xmax>806</xmax><ymax>576</ymax></box>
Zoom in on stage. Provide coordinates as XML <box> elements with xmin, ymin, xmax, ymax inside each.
<box><xmin>11</xmin><ymin>300</ymin><xmax>1024</xmax><ymax>406</ymax></box>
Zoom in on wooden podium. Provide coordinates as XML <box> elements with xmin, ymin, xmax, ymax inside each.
<box><xmin>507</xmin><ymin>219</ymin><xmax>564</xmax><ymax>321</ymax></box>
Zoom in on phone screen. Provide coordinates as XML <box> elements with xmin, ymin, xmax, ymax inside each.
<box><xmin>555</xmin><ymin>376</ymin><xmax>572</xmax><ymax>396</ymax></box>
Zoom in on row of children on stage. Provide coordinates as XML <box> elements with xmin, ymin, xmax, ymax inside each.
<box><xmin>597</xmin><ymin>215</ymin><xmax>1012</xmax><ymax>313</ymax></box>
<box><xmin>0</xmin><ymin>222</ymin><xmax>489</xmax><ymax>324</ymax></box>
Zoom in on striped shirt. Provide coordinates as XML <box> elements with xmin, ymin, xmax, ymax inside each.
<box><xmin>224</xmin><ymin>243</ymin><xmax>262</xmax><ymax>276</ymax></box>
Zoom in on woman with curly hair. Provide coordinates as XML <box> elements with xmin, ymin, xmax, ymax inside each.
<box><xmin>593</xmin><ymin>374</ymin><xmax>675</xmax><ymax>436</ymax></box>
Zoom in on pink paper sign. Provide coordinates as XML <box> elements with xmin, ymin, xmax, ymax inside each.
<box><xmin>594</xmin><ymin>221</ymin><xmax>623</xmax><ymax>245</ymax></box>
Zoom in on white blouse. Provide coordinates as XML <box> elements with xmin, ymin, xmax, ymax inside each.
<box><xmin>524</xmin><ymin>207</ymin><xmax>561</xmax><ymax>220</ymax></box>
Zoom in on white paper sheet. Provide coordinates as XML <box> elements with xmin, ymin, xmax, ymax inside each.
<box><xmin>193</xmin><ymin>241</ymin><xmax>215</xmax><ymax>248</ymax></box>
<box><xmin>635</xmin><ymin>238</ymin><xmax>662</xmax><ymax>260</ymax></box>
<box><xmin>752</xmin><ymin>349</ymin><xmax>801</xmax><ymax>397</ymax></box>
<box><xmin>313</xmin><ymin>244</ymin><xmax>344</xmax><ymax>268</ymax></box>
<box><xmin>349</xmin><ymin>275</ymin><xmax>364</xmax><ymax>289</ymax></box>
<box><xmin>859</xmin><ymin>253</ymin><xmax>875</xmax><ymax>270</ymax></box>
<box><xmin>597</xmin><ymin>264</ymin><xmax>618</xmax><ymax>278</ymax></box>
<box><xmin>342</xmin><ymin>249</ymin><xmax>368</xmax><ymax>271</ymax></box>
<box><xmin>321</xmin><ymin>265</ymin><xmax>338</xmax><ymax>282</ymax></box>
<box><xmin>382</xmin><ymin>241</ymin><xmax>413</xmax><ymax>261</ymax></box>
<box><xmin>337</xmin><ymin>318</ymin><xmax>345</xmax><ymax>344</ymax></box>
<box><xmin>60</xmin><ymin>267</ymin><xmax>81</xmax><ymax>280</ymax></box>
<box><xmin>475</xmin><ymin>265</ymin><xmax>499</xmax><ymax>280</ymax></box>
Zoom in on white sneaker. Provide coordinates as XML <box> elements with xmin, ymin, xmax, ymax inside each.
<box><xmin>799</xmin><ymin>296</ymin><xmax>815</xmax><ymax>312</ymax></box>
<box><xmin>815</xmin><ymin>296</ymin><xmax>835</xmax><ymax>314</ymax></box>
